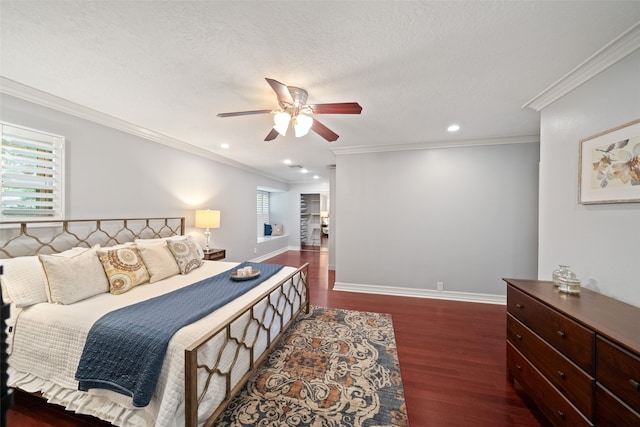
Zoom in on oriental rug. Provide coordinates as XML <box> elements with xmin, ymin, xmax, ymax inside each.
<box><xmin>216</xmin><ymin>306</ymin><xmax>409</xmax><ymax>427</ymax></box>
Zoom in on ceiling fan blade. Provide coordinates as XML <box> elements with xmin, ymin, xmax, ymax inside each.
<box><xmin>217</xmin><ymin>109</ymin><xmax>272</xmax><ymax>118</ymax></box>
<box><xmin>311</xmin><ymin>119</ymin><xmax>339</xmax><ymax>142</ymax></box>
<box><xmin>307</xmin><ymin>102</ymin><xmax>363</xmax><ymax>114</ymax></box>
<box><xmin>265</xmin><ymin>78</ymin><xmax>294</xmax><ymax>105</ymax></box>
<box><xmin>264</xmin><ymin>128</ymin><xmax>279</xmax><ymax>141</ymax></box>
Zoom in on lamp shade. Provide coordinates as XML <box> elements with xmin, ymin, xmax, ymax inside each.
<box><xmin>195</xmin><ymin>210</ymin><xmax>220</xmax><ymax>229</ymax></box>
<box><xmin>273</xmin><ymin>111</ymin><xmax>291</xmax><ymax>136</ymax></box>
<box><xmin>294</xmin><ymin>114</ymin><xmax>313</xmax><ymax>137</ymax></box>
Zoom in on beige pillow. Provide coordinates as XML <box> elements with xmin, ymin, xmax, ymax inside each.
<box><xmin>136</xmin><ymin>240</ymin><xmax>180</xmax><ymax>283</ymax></box>
<box><xmin>136</xmin><ymin>236</ymin><xmax>205</xmax><ymax>259</ymax></box>
<box><xmin>166</xmin><ymin>236</ymin><xmax>203</xmax><ymax>274</ymax></box>
<box><xmin>98</xmin><ymin>246</ymin><xmax>150</xmax><ymax>294</ymax></box>
<box><xmin>0</xmin><ymin>256</ymin><xmax>47</xmax><ymax>307</ymax></box>
<box><xmin>39</xmin><ymin>246</ymin><xmax>109</xmax><ymax>304</ymax></box>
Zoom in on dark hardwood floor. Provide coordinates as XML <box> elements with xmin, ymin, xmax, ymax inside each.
<box><xmin>5</xmin><ymin>249</ymin><xmax>547</xmax><ymax>426</ymax></box>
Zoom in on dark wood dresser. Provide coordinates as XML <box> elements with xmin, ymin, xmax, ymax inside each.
<box><xmin>504</xmin><ymin>278</ymin><xmax>640</xmax><ymax>426</ymax></box>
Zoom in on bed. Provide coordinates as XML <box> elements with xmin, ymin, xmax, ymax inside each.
<box><xmin>0</xmin><ymin>217</ymin><xmax>309</xmax><ymax>426</ymax></box>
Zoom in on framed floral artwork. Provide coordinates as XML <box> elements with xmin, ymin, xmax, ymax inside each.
<box><xmin>579</xmin><ymin>118</ymin><xmax>640</xmax><ymax>204</ymax></box>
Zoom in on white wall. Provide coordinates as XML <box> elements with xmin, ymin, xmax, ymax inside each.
<box><xmin>538</xmin><ymin>50</ymin><xmax>640</xmax><ymax>307</ymax></box>
<box><xmin>1</xmin><ymin>94</ymin><xmax>291</xmax><ymax>262</ymax></box>
<box><xmin>334</xmin><ymin>142</ymin><xmax>539</xmax><ymax>299</ymax></box>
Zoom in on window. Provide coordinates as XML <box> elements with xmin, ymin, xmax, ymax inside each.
<box><xmin>256</xmin><ymin>190</ymin><xmax>270</xmax><ymax>236</ymax></box>
<box><xmin>1</xmin><ymin>123</ymin><xmax>65</xmax><ymax>221</ymax></box>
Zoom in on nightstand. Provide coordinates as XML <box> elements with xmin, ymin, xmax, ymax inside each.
<box><xmin>203</xmin><ymin>248</ymin><xmax>225</xmax><ymax>261</ymax></box>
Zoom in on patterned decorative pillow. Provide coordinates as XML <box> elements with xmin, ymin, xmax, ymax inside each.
<box><xmin>40</xmin><ymin>245</ymin><xmax>110</xmax><ymax>304</ymax></box>
<box><xmin>166</xmin><ymin>236</ymin><xmax>203</xmax><ymax>274</ymax></box>
<box><xmin>136</xmin><ymin>240</ymin><xmax>180</xmax><ymax>283</ymax></box>
<box><xmin>98</xmin><ymin>246</ymin><xmax>150</xmax><ymax>295</ymax></box>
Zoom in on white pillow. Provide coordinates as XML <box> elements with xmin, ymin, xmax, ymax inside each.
<box><xmin>41</xmin><ymin>246</ymin><xmax>98</xmax><ymax>302</ymax></box>
<box><xmin>39</xmin><ymin>245</ymin><xmax>109</xmax><ymax>304</ymax></box>
<box><xmin>166</xmin><ymin>236</ymin><xmax>203</xmax><ymax>274</ymax></box>
<box><xmin>136</xmin><ymin>240</ymin><xmax>180</xmax><ymax>283</ymax></box>
<box><xmin>57</xmin><ymin>246</ymin><xmax>93</xmax><ymax>256</ymax></box>
<box><xmin>0</xmin><ymin>256</ymin><xmax>48</xmax><ymax>308</ymax></box>
<box><xmin>271</xmin><ymin>224</ymin><xmax>284</xmax><ymax>236</ymax></box>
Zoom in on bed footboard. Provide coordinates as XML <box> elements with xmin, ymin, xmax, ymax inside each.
<box><xmin>184</xmin><ymin>263</ymin><xmax>309</xmax><ymax>427</ymax></box>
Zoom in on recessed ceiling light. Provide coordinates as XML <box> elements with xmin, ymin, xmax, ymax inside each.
<box><xmin>300</xmin><ymin>168</ymin><xmax>308</xmax><ymax>174</ymax></box>
<box><xmin>447</xmin><ymin>124</ymin><xmax>460</xmax><ymax>132</ymax></box>
<box><xmin>220</xmin><ymin>143</ymin><xmax>230</xmax><ymax>149</ymax></box>
<box><xmin>283</xmin><ymin>159</ymin><xmax>292</xmax><ymax>164</ymax></box>
<box><xmin>313</xmin><ymin>175</ymin><xmax>319</xmax><ymax>180</ymax></box>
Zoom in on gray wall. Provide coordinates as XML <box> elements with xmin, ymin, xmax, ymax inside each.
<box><xmin>334</xmin><ymin>142</ymin><xmax>540</xmax><ymax>299</ymax></box>
<box><xmin>1</xmin><ymin>94</ymin><xmax>291</xmax><ymax>262</ymax></box>
<box><xmin>538</xmin><ymin>50</ymin><xmax>640</xmax><ymax>307</ymax></box>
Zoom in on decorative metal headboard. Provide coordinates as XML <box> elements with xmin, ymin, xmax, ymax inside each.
<box><xmin>0</xmin><ymin>217</ymin><xmax>185</xmax><ymax>259</ymax></box>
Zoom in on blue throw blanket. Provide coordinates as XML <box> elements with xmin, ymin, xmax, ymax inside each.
<box><xmin>75</xmin><ymin>261</ymin><xmax>284</xmax><ymax>407</ymax></box>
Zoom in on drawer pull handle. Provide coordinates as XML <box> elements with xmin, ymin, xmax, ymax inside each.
<box><xmin>516</xmin><ymin>364</ymin><xmax>522</xmax><ymax>371</ymax></box>
<box><xmin>557</xmin><ymin>330</ymin><xmax>565</xmax><ymax>338</ymax></box>
<box><xmin>557</xmin><ymin>410</ymin><xmax>565</xmax><ymax>419</ymax></box>
<box><xmin>630</xmin><ymin>378</ymin><xmax>640</xmax><ymax>390</ymax></box>
<box><xmin>516</xmin><ymin>334</ymin><xmax>522</xmax><ymax>341</ymax></box>
<box><xmin>557</xmin><ymin>370</ymin><xmax>565</xmax><ymax>379</ymax></box>
<box><xmin>516</xmin><ymin>303</ymin><xmax>524</xmax><ymax>309</ymax></box>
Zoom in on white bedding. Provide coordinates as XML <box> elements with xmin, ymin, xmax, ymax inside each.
<box><xmin>7</xmin><ymin>261</ymin><xmax>298</xmax><ymax>427</ymax></box>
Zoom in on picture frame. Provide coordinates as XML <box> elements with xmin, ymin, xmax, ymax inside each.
<box><xmin>578</xmin><ymin>118</ymin><xmax>640</xmax><ymax>204</ymax></box>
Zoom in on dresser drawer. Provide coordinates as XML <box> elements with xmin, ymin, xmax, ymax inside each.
<box><xmin>507</xmin><ymin>285</ymin><xmax>595</xmax><ymax>373</ymax></box>
<box><xmin>596</xmin><ymin>336</ymin><xmax>640</xmax><ymax>412</ymax></box>
<box><xmin>507</xmin><ymin>343</ymin><xmax>593</xmax><ymax>427</ymax></box>
<box><xmin>596</xmin><ymin>383</ymin><xmax>640</xmax><ymax>426</ymax></box>
<box><xmin>507</xmin><ymin>314</ymin><xmax>594</xmax><ymax>419</ymax></box>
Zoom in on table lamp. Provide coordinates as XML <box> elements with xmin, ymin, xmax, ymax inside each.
<box><xmin>195</xmin><ymin>209</ymin><xmax>220</xmax><ymax>251</ymax></box>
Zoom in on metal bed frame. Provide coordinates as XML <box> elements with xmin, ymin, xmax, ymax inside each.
<box><xmin>1</xmin><ymin>217</ymin><xmax>309</xmax><ymax>426</ymax></box>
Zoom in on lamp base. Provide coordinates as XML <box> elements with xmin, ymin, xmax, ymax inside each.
<box><xmin>204</xmin><ymin>229</ymin><xmax>211</xmax><ymax>252</ymax></box>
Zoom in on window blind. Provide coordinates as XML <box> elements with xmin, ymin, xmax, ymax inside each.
<box><xmin>256</xmin><ymin>190</ymin><xmax>270</xmax><ymax>236</ymax></box>
<box><xmin>1</xmin><ymin>123</ymin><xmax>65</xmax><ymax>221</ymax></box>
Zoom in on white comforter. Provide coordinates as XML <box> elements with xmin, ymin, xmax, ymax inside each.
<box><xmin>7</xmin><ymin>261</ymin><xmax>296</xmax><ymax>427</ymax></box>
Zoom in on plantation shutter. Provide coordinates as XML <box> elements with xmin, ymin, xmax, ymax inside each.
<box><xmin>1</xmin><ymin>123</ymin><xmax>65</xmax><ymax>221</ymax></box>
<box><xmin>256</xmin><ymin>190</ymin><xmax>270</xmax><ymax>236</ymax></box>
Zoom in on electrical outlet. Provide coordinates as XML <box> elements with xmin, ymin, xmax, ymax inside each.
<box><xmin>253</xmin><ymin>248</ymin><xmax>257</xmax><ymax>254</ymax></box>
<box><xmin>437</xmin><ymin>281</ymin><xmax>444</xmax><ymax>291</ymax></box>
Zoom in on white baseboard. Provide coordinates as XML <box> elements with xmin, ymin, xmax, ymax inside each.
<box><xmin>250</xmin><ymin>246</ymin><xmax>290</xmax><ymax>262</ymax></box>
<box><xmin>333</xmin><ymin>282</ymin><xmax>506</xmax><ymax>305</ymax></box>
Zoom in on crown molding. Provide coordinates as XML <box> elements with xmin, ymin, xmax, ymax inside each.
<box><xmin>331</xmin><ymin>134</ymin><xmax>539</xmax><ymax>156</ymax></box>
<box><xmin>0</xmin><ymin>77</ymin><xmax>287</xmax><ymax>183</ymax></box>
<box><xmin>523</xmin><ymin>21</ymin><xmax>640</xmax><ymax>112</ymax></box>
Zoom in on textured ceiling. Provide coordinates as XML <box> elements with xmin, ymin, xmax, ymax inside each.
<box><xmin>2</xmin><ymin>1</ymin><xmax>640</xmax><ymax>183</ymax></box>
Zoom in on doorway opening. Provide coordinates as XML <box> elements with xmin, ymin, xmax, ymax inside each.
<box><xmin>300</xmin><ymin>192</ymin><xmax>329</xmax><ymax>252</ymax></box>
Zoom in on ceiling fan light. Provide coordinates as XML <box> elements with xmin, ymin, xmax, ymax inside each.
<box><xmin>294</xmin><ymin>114</ymin><xmax>313</xmax><ymax>137</ymax></box>
<box><xmin>273</xmin><ymin>111</ymin><xmax>291</xmax><ymax>135</ymax></box>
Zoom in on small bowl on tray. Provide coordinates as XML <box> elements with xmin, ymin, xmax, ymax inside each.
<box><xmin>230</xmin><ymin>269</ymin><xmax>261</xmax><ymax>281</ymax></box>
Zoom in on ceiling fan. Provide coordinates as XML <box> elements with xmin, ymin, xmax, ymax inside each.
<box><xmin>217</xmin><ymin>78</ymin><xmax>362</xmax><ymax>142</ymax></box>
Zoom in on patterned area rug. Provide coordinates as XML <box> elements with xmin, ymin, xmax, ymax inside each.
<box><xmin>216</xmin><ymin>306</ymin><xmax>408</xmax><ymax>426</ymax></box>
